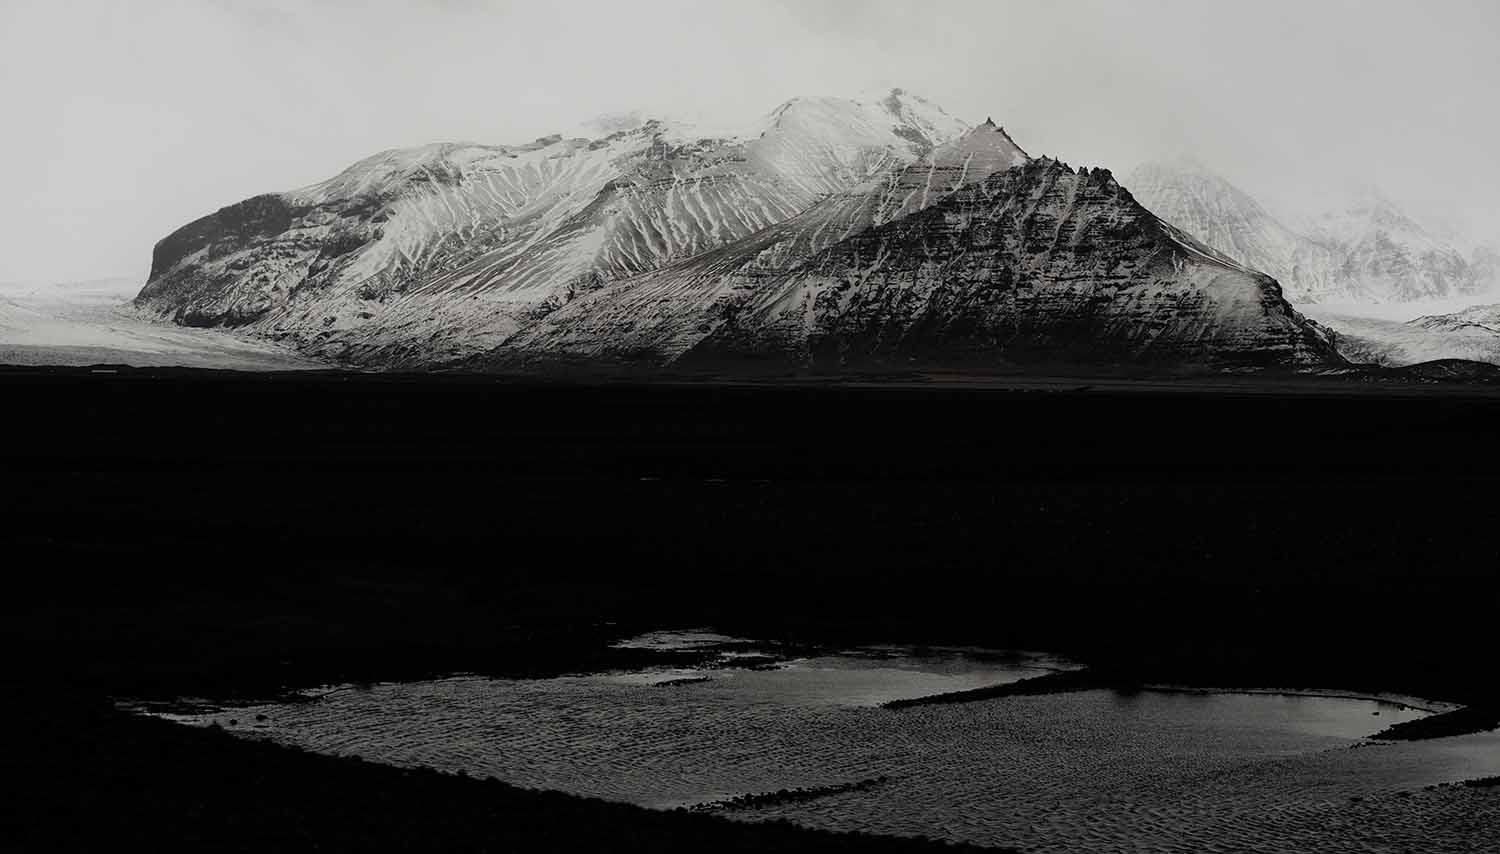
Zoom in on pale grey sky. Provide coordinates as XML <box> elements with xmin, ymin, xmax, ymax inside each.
<box><xmin>2</xmin><ymin>0</ymin><xmax>1497</xmax><ymax>284</ymax></box>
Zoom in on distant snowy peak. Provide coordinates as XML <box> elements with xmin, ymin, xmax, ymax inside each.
<box><xmin>1127</xmin><ymin>159</ymin><xmax>1338</xmax><ymax>302</ymax></box>
<box><xmin>1471</xmin><ymin>245</ymin><xmax>1500</xmax><ymax>289</ymax></box>
<box><xmin>745</xmin><ymin>89</ymin><xmax>971</xmax><ymax>196</ymax></box>
<box><xmin>1130</xmin><ymin>159</ymin><xmax>1269</xmax><ymax>219</ymax></box>
<box><xmin>1303</xmin><ymin>186</ymin><xmax>1480</xmax><ymax>303</ymax></box>
<box><xmin>1304</xmin><ymin>185</ymin><xmax>1457</xmax><ymax>258</ymax></box>
<box><xmin>1127</xmin><ymin>160</ymin><xmax>1481</xmax><ymax>304</ymax></box>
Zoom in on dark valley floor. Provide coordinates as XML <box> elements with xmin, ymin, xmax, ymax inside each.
<box><xmin>3</xmin><ymin>367</ymin><xmax>1499</xmax><ymax>850</ymax></box>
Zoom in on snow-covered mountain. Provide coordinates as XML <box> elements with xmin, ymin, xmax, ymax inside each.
<box><xmin>137</xmin><ymin>91</ymin><xmax>1341</xmax><ymax>372</ymax></box>
<box><xmin>478</xmin><ymin>155</ymin><xmax>1337</xmax><ymax>370</ymax></box>
<box><xmin>1303</xmin><ymin>187</ymin><xmax>1482</xmax><ymax>302</ymax></box>
<box><xmin>1126</xmin><ymin>160</ymin><xmax>1342</xmax><ymax>303</ymax></box>
<box><xmin>482</xmin><ymin>120</ymin><xmax>1036</xmax><ymax>365</ymax></box>
<box><xmin>1129</xmin><ymin>161</ymin><xmax>1484</xmax><ymax>305</ymax></box>
<box><xmin>136</xmin><ymin>90</ymin><xmax>968</xmax><ymax>366</ymax></box>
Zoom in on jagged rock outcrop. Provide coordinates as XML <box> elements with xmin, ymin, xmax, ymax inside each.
<box><xmin>697</xmin><ymin>160</ymin><xmax>1338</xmax><ymax>368</ymax></box>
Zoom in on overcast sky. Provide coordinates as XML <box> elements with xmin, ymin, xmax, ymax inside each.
<box><xmin>3</xmin><ymin>0</ymin><xmax>1497</xmax><ymax>284</ymax></box>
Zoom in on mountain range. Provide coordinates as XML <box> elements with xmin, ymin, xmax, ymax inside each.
<box><xmin>135</xmin><ymin>90</ymin><xmax>1348</xmax><ymax>372</ymax></box>
<box><xmin>1128</xmin><ymin>159</ymin><xmax>1492</xmax><ymax>305</ymax></box>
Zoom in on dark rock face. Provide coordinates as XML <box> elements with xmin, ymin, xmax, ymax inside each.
<box><xmin>148</xmin><ymin>195</ymin><xmax>298</xmax><ymax>281</ymax></box>
<box><xmin>140</xmin><ymin>193</ymin><xmax>324</xmax><ymax>328</ymax></box>
<box><xmin>488</xmin><ymin>158</ymin><xmax>1341</xmax><ymax>371</ymax></box>
<box><xmin>694</xmin><ymin>160</ymin><xmax>1338</xmax><ymax>368</ymax></box>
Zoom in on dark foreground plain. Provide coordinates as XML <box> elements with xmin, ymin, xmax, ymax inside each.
<box><xmin>4</xmin><ymin>365</ymin><xmax>1500</xmax><ymax>850</ymax></box>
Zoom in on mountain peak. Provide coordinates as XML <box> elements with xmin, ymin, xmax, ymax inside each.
<box><xmin>974</xmin><ymin>118</ymin><xmax>1025</xmax><ymax>147</ymax></box>
<box><xmin>927</xmin><ymin>119</ymin><xmax>1030</xmax><ymax>173</ymax></box>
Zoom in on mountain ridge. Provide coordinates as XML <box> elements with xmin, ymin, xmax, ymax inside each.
<box><xmin>135</xmin><ymin>91</ymin><xmax>1343</xmax><ymax>372</ymax></box>
<box><xmin>136</xmin><ymin>90</ymin><xmax>971</xmax><ymax>366</ymax></box>
<box><xmin>475</xmin><ymin>156</ymin><xmax>1339</xmax><ymax>371</ymax></box>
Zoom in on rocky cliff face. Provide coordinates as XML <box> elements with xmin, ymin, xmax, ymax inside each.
<box><xmin>1129</xmin><ymin>161</ymin><xmax>1482</xmax><ymax>305</ymax></box>
<box><xmin>696</xmin><ymin>159</ymin><xmax>1337</xmax><ymax>368</ymax></box>
<box><xmin>138</xmin><ymin>93</ymin><xmax>1341</xmax><ymax>372</ymax></box>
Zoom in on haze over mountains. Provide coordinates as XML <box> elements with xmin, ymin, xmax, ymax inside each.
<box><xmin>131</xmin><ymin>89</ymin><xmax>1346</xmax><ymax>373</ymax></box>
<box><xmin>1127</xmin><ymin>159</ymin><xmax>1494</xmax><ymax>305</ymax></box>
<box><xmin>1125</xmin><ymin>157</ymin><xmax>1500</xmax><ymax>368</ymax></box>
<box><xmin>8</xmin><ymin>87</ymin><xmax>1498</xmax><ymax>374</ymax></box>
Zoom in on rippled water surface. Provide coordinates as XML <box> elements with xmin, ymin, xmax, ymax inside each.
<box><xmin>143</xmin><ymin>632</ymin><xmax>1500</xmax><ymax>853</ymax></box>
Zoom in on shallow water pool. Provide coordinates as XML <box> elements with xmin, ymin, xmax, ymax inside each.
<box><xmin>136</xmin><ymin>632</ymin><xmax>1500</xmax><ymax>853</ymax></box>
